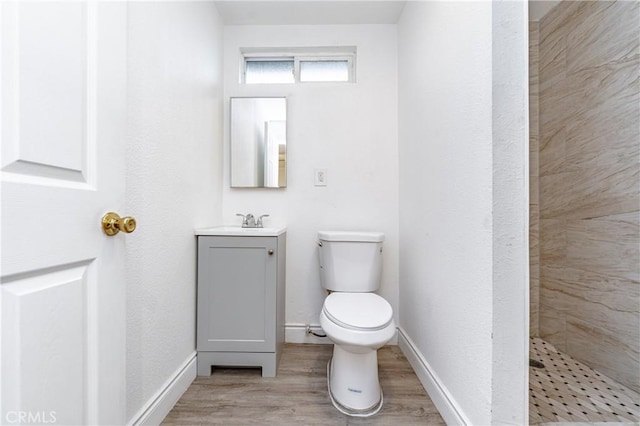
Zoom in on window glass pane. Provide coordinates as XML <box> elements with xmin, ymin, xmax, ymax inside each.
<box><xmin>299</xmin><ymin>60</ymin><xmax>349</xmax><ymax>82</ymax></box>
<box><xmin>245</xmin><ymin>60</ymin><xmax>294</xmax><ymax>84</ymax></box>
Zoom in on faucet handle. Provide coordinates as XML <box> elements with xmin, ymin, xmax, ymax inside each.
<box><xmin>257</xmin><ymin>214</ymin><xmax>270</xmax><ymax>228</ymax></box>
<box><xmin>236</xmin><ymin>213</ymin><xmax>248</xmax><ymax>227</ymax></box>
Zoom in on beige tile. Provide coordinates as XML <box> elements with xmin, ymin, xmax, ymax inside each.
<box><xmin>539</xmin><ymin>69</ymin><xmax>580</xmax><ymax>135</ymax></box>
<box><xmin>565</xmin><ymin>212</ymin><xmax>640</xmax><ymax>282</ymax></box>
<box><xmin>571</xmin><ymin>53</ymin><xmax>639</xmax><ymax>117</ymax></box>
<box><xmin>541</xmin><ymin>263</ymin><xmax>640</xmax><ymax>322</ymax></box>
<box><xmin>539</xmin><ymin>304</ymin><xmax>567</xmax><ymax>352</ymax></box>
<box><xmin>539</xmin><ymin>0</ymin><xmax>583</xmax><ymax>37</ymax></box>
<box><xmin>540</xmin><ymin>266</ymin><xmax>640</xmax><ymax>342</ymax></box>
<box><xmin>538</xmin><ymin>3</ymin><xmax>574</xmax><ymax>94</ymax></box>
<box><xmin>530</xmin><ymin>21</ymin><xmax>540</xmax><ymax>74</ymax></box>
<box><xmin>530</xmin><ymin>19</ymin><xmax>541</xmax><ymax>340</ymax></box>
<box><xmin>539</xmin><ymin>163</ymin><xmax>639</xmax><ymax>220</ymax></box>
<box><xmin>530</xmin><ymin>22</ymin><xmax>540</xmax><ymax>47</ymax></box>
<box><xmin>530</xmin><ymin>141</ymin><xmax>539</xmax><ymax>178</ymax></box>
<box><xmin>539</xmin><ymin>218</ymin><xmax>566</xmax><ymax>264</ymax></box>
<box><xmin>530</xmin><ymin>177</ymin><xmax>539</xmax><ymax>207</ymax></box>
<box><xmin>530</xmin><ymin>258</ymin><xmax>540</xmax><ymax>282</ymax></box>
<box><xmin>566</xmin><ymin>319</ymin><xmax>640</xmax><ymax>395</ymax></box>
<box><xmin>566</xmin><ymin>1</ymin><xmax>640</xmax><ymax>74</ymax></box>
<box><xmin>539</xmin><ymin>27</ymin><xmax>566</xmax><ymax>93</ymax></box>
<box><xmin>565</xmin><ymin>60</ymin><xmax>640</xmax><ymax>172</ymax></box>
<box><xmin>529</xmin><ymin>91</ymin><xmax>539</xmax><ymax>120</ymax></box>
<box><xmin>530</xmin><ymin>207</ymin><xmax>540</xmax><ymax>277</ymax></box>
<box><xmin>539</xmin><ymin>126</ymin><xmax>566</xmax><ymax>177</ymax></box>
<box><xmin>535</xmin><ymin>0</ymin><xmax>639</xmax><ymax>398</ymax></box>
<box><xmin>530</xmin><ymin>278</ymin><xmax>540</xmax><ymax>336</ymax></box>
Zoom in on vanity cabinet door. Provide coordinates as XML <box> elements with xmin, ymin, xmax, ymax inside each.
<box><xmin>197</xmin><ymin>236</ymin><xmax>277</xmax><ymax>352</ymax></box>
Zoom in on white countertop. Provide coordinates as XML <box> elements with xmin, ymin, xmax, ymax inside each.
<box><xmin>195</xmin><ymin>226</ymin><xmax>287</xmax><ymax>237</ymax></box>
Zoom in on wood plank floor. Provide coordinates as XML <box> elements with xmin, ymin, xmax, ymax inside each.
<box><xmin>163</xmin><ymin>344</ymin><xmax>445</xmax><ymax>425</ymax></box>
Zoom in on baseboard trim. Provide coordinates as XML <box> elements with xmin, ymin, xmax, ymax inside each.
<box><xmin>285</xmin><ymin>323</ymin><xmax>331</xmax><ymax>344</ymax></box>
<box><xmin>129</xmin><ymin>352</ymin><xmax>196</xmax><ymax>426</ymax></box>
<box><xmin>397</xmin><ymin>328</ymin><xmax>469</xmax><ymax>426</ymax></box>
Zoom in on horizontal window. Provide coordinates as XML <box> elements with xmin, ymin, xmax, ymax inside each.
<box><xmin>241</xmin><ymin>48</ymin><xmax>356</xmax><ymax>84</ymax></box>
<box><xmin>299</xmin><ymin>60</ymin><xmax>350</xmax><ymax>82</ymax></box>
<box><xmin>245</xmin><ymin>59</ymin><xmax>294</xmax><ymax>84</ymax></box>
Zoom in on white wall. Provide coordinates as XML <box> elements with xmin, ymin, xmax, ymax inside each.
<box><xmin>398</xmin><ymin>1</ymin><xmax>528</xmax><ymax>425</ymax></box>
<box><xmin>221</xmin><ymin>25</ymin><xmax>399</xmax><ymax>340</ymax></box>
<box><xmin>491</xmin><ymin>2</ymin><xmax>529</xmax><ymax>424</ymax></box>
<box><xmin>125</xmin><ymin>2</ymin><xmax>224</xmax><ymax>422</ymax></box>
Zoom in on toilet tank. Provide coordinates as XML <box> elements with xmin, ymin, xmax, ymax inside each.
<box><xmin>318</xmin><ymin>231</ymin><xmax>384</xmax><ymax>292</ymax></box>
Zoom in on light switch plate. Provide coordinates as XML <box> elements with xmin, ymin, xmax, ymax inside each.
<box><xmin>314</xmin><ymin>169</ymin><xmax>327</xmax><ymax>186</ymax></box>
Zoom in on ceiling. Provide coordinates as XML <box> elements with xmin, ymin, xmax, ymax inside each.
<box><xmin>214</xmin><ymin>1</ymin><xmax>560</xmax><ymax>28</ymax></box>
<box><xmin>213</xmin><ymin>1</ymin><xmax>407</xmax><ymax>25</ymax></box>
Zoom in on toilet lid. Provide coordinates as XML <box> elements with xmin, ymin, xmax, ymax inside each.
<box><xmin>323</xmin><ymin>293</ymin><xmax>393</xmax><ymax>331</ymax></box>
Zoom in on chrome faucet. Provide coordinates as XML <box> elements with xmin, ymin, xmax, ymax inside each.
<box><xmin>256</xmin><ymin>214</ymin><xmax>270</xmax><ymax>228</ymax></box>
<box><xmin>236</xmin><ymin>213</ymin><xmax>255</xmax><ymax>228</ymax></box>
<box><xmin>236</xmin><ymin>213</ymin><xmax>269</xmax><ymax>228</ymax></box>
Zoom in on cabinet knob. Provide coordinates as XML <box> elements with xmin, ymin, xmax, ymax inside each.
<box><xmin>268</xmin><ymin>249</ymin><xmax>274</xmax><ymax>255</ymax></box>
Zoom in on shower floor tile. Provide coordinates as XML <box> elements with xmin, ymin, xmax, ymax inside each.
<box><xmin>529</xmin><ymin>337</ymin><xmax>640</xmax><ymax>425</ymax></box>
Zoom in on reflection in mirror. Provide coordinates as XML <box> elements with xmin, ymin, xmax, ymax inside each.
<box><xmin>230</xmin><ymin>97</ymin><xmax>287</xmax><ymax>188</ymax></box>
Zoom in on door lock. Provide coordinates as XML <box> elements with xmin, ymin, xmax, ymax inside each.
<box><xmin>102</xmin><ymin>212</ymin><xmax>137</xmax><ymax>236</ymax></box>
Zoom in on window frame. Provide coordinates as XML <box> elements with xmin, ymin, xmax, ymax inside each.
<box><xmin>242</xmin><ymin>50</ymin><xmax>356</xmax><ymax>84</ymax></box>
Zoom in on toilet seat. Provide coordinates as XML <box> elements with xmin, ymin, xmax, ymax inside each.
<box><xmin>322</xmin><ymin>293</ymin><xmax>393</xmax><ymax>332</ymax></box>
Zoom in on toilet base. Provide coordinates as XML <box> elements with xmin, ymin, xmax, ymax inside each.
<box><xmin>326</xmin><ymin>345</ymin><xmax>384</xmax><ymax>417</ymax></box>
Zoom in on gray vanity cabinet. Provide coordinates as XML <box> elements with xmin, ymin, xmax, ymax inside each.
<box><xmin>196</xmin><ymin>234</ymin><xmax>286</xmax><ymax>377</ymax></box>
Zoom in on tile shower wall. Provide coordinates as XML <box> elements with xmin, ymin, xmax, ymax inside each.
<box><xmin>530</xmin><ymin>21</ymin><xmax>540</xmax><ymax>337</ymax></box>
<box><xmin>536</xmin><ymin>0</ymin><xmax>640</xmax><ymax>393</ymax></box>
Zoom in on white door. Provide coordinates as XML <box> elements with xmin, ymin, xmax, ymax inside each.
<box><xmin>1</xmin><ymin>2</ymin><xmax>128</xmax><ymax>424</ymax></box>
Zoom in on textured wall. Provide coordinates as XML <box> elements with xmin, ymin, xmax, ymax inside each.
<box><xmin>398</xmin><ymin>2</ymin><xmax>528</xmax><ymax>423</ymax></box>
<box><xmin>490</xmin><ymin>2</ymin><xmax>529</xmax><ymax>423</ymax></box>
<box><xmin>125</xmin><ymin>2</ymin><xmax>224</xmax><ymax>420</ymax></box>
<box><xmin>537</xmin><ymin>0</ymin><xmax>640</xmax><ymax>393</ymax></box>
<box><xmin>530</xmin><ymin>21</ymin><xmax>540</xmax><ymax>337</ymax></box>
<box><xmin>221</xmin><ymin>25</ymin><xmax>399</xmax><ymax>339</ymax></box>
<box><xmin>398</xmin><ymin>2</ymin><xmax>493</xmax><ymax>424</ymax></box>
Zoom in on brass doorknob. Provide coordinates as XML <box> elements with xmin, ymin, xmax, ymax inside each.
<box><xmin>102</xmin><ymin>212</ymin><xmax>137</xmax><ymax>236</ymax></box>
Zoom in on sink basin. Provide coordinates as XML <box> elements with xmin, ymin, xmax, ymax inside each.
<box><xmin>195</xmin><ymin>226</ymin><xmax>287</xmax><ymax>237</ymax></box>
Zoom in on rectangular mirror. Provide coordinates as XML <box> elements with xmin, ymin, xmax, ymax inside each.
<box><xmin>230</xmin><ymin>97</ymin><xmax>287</xmax><ymax>188</ymax></box>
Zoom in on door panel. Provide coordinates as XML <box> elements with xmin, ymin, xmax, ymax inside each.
<box><xmin>2</xmin><ymin>2</ymin><xmax>94</xmax><ymax>183</ymax></box>
<box><xmin>2</xmin><ymin>263</ymin><xmax>91</xmax><ymax>425</ymax></box>
<box><xmin>207</xmin><ymin>246</ymin><xmax>267</xmax><ymax>342</ymax></box>
<box><xmin>1</xmin><ymin>2</ymin><xmax>127</xmax><ymax>424</ymax></box>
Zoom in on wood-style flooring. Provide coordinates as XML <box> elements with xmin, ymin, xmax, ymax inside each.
<box><xmin>163</xmin><ymin>344</ymin><xmax>445</xmax><ymax>425</ymax></box>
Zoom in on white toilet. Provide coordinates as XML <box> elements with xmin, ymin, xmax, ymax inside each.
<box><xmin>317</xmin><ymin>231</ymin><xmax>396</xmax><ymax>417</ymax></box>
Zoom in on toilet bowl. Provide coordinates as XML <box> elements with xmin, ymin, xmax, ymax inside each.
<box><xmin>317</xmin><ymin>231</ymin><xmax>395</xmax><ymax>417</ymax></box>
<box><xmin>320</xmin><ymin>292</ymin><xmax>396</xmax><ymax>416</ymax></box>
